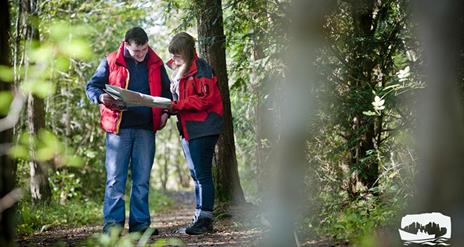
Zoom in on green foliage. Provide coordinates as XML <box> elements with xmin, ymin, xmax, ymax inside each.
<box><xmin>11</xmin><ymin>1</ymin><xmax>182</xmax><ymax>239</ymax></box>
<box><xmin>148</xmin><ymin>190</ymin><xmax>175</xmax><ymax>213</ymax></box>
<box><xmin>151</xmin><ymin>121</ymin><xmax>190</xmax><ymax>192</ymax></box>
<box><xmin>86</xmin><ymin>227</ymin><xmax>184</xmax><ymax>247</ymax></box>
<box><xmin>87</xmin><ymin>228</ymin><xmax>141</xmax><ymax>247</ymax></box>
<box><xmin>10</xmin><ymin>130</ymin><xmax>83</xmax><ymax>167</ymax></box>
<box><xmin>8</xmin><ymin>0</ymin><xmax>426</xmax><ymax>244</ymax></box>
<box><xmin>0</xmin><ymin>90</ymin><xmax>13</xmax><ymax>115</ymax></box>
<box><xmin>314</xmin><ymin>196</ymin><xmax>400</xmax><ymax>242</ymax></box>
<box><xmin>306</xmin><ymin>121</ymin><xmax>416</xmax><ymax>243</ymax></box>
<box><xmin>16</xmin><ymin>21</ymin><xmax>93</xmax><ymax>98</ymax></box>
<box><xmin>0</xmin><ymin>65</ymin><xmax>14</xmax><ymax>82</ymax></box>
<box><xmin>16</xmin><ymin>197</ymin><xmax>101</xmax><ymax>235</ymax></box>
<box><xmin>49</xmin><ymin>169</ymin><xmax>82</xmax><ymax>202</ymax></box>
<box><xmin>17</xmin><ymin>188</ymin><xmax>174</xmax><ymax>237</ymax></box>
<box><xmin>230</xmin><ymin>88</ymin><xmax>258</xmax><ymax>202</ymax></box>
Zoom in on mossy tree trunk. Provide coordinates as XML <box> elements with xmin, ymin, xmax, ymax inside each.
<box><xmin>21</xmin><ymin>0</ymin><xmax>51</xmax><ymax>204</ymax></box>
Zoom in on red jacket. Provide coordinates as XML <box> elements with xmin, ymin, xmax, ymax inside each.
<box><xmin>100</xmin><ymin>42</ymin><xmax>164</xmax><ymax>134</ymax></box>
<box><xmin>168</xmin><ymin>54</ymin><xmax>224</xmax><ymax>140</ymax></box>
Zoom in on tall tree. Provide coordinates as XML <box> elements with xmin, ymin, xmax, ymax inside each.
<box><xmin>345</xmin><ymin>0</ymin><xmax>379</xmax><ymax>196</ymax></box>
<box><xmin>21</xmin><ymin>0</ymin><xmax>51</xmax><ymax>203</ymax></box>
<box><xmin>410</xmin><ymin>0</ymin><xmax>464</xmax><ymax>245</ymax></box>
<box><xmin>192</xmin><ymin>0</ymin><xmax>245</xmax><ymax>204</ymax></box>
<box><xmin>261</xmin><ymin>1</ymin><xmax>336</xmax><ymax>245</ymax></box>
<box><xmin>0</xmin><ymin>0</ymin><xmax>18</xmax><ymax>245</ymax></box>
<box><xmin>328</xmin><ymin>0</ymin><xmax>409</xmax><ymax>197</ymax></box>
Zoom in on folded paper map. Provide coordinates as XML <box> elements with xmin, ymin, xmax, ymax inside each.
<box><xmin>104</xmin><ymin>85</ymin><xmax>171</xmax><ymax>109</ymax></box>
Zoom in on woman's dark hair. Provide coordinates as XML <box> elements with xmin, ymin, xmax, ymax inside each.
<box><xmin>124</xmin><ymin>27</ymin><xmax>148</xmax><ymax>45</ymax></box>
<box><xmin>169</xmin><ymin>32</ymin><xmax>195</xmax><ymax>64</ymax></box>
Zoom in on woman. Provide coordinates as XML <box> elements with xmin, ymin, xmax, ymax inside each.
<box><xmin>166</xmin><ymin>32</ymin><xmax>224</xmax><ymax>235</ymax></box>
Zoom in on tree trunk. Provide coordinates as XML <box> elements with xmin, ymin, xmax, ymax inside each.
<box><xmin>410</xmin><ymin>0</ymin><xmax>464</xmax><ymax>245</ymax></box>
<box><xmin>253</xmin><ymin>76</ymin><xmax>267</xmax><ymax>196</ymax></box>
<box><xmin>161</xmin><ymin>128</ymin><xmax>173</xmax><ymax>192</ymax></box>
<box><xmin>22</xmin><ymin>0</ymin><xmax>51</xmax><ymax>204</ymax></box>
<box><xmin>0</xmin><ymin>0</ymin><xmax>18</xmax><ymax>245</ymax></box>
<box><xmin>175</xmin><ymin>154</ymin><xmax>190</xmax><ymax>188</ymax></box>
<box><xmin>261</xmin><ymin>1</ymin><xmax>336</xmax><ymax>245</ymax></box>
<box><xmin>346</xmin><ymin>0</ymin><xmax>380</xmax><ymax>197</ymax></box>
<box><xmin>27</xmin><ymin>94</ymin><xmax>51</xmax><ymax>203</ymax></box>
<box><xmin>250</xmin><ymin>9</ymin><xmax>268</xmax><ymax>196</ymax></box>
<box><xmin>193</xmin><ymin>0</ymin><xmax>245</xmax><ymax>204</ymax></box>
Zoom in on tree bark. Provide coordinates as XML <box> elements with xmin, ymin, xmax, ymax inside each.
<box><xmin>346</xmin><ymin>0</ymin><xmax>379</xmax><ymax>197</ymax></box>
<box><xmin>22</xmin><ymin>0</ymin><xmax>51</xmax><ymax>204</ymax></box>
<box><xmin>193</xmin><ymin>0</ymin><xmax>245</xmax><ymax>204</ymax></box>
<box><xmin>0</xmin><ymin>0</ymin><xmax>18</xmax><ymax>245</ymax></box>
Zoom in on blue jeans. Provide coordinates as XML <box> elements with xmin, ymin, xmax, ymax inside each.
<box><xmin>182</xmin><ymin>135</ymin><xmax>219</xmax><ymax>212</ymax></box>
<box><xmin>103</xmin><ymin>128</ymin><xmax>155</xmax><ymax>232</ymax></box>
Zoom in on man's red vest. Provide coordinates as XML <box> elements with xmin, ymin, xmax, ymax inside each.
<box><xmin>99</xmin><ymin>42</ymin><xmax>163</xmax><ymax>134</ymax></box>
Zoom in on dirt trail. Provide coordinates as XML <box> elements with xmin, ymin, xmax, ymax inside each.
<box><xmin>16</xmin><ymin>191</ymin><xmax>263</xmax><ymax>246</ymax></box>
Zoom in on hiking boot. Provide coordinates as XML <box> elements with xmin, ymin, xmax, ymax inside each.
<box><xmin>185</xmin><ymin>217</ymin><xmax>213</xmax><ymax>235</ymax></box>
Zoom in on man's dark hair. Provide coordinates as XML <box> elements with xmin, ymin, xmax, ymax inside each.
<box><xmin>124</xmin><ymin>27</ymin><xmax>148</xmax><ymax>45</ymax></box>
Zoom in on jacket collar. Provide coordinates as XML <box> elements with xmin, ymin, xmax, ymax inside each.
<box><xmin>115</xmin><ymin>42</ymin><xmax>162</xmax><ymax>68</ymax></box>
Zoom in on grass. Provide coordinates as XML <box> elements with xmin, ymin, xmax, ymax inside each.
<box><xmin>17</xmin><ymin>189</ymin><xmax>175</xmax><ymax>236</ymax></box>
<box><xmin>16</xmin><ymin>198</ymin><xmax>102</xmax><ymax>236</ymax></box>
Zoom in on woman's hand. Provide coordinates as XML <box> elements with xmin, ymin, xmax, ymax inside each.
<box><xmin>164</xmin><ymin>102</ymin><xmax>179</xmax><ymax>115</ymax></box>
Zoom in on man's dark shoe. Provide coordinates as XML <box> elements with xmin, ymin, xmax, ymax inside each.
<box><xmin>129</xmin><ymin>227</ymin><xmax>159</xmax><ymax>236</ymax></box>
<box><xmin>185</xmin><ymin>217</ymin><xmax>213</xmax><ymax>235</ymax></box>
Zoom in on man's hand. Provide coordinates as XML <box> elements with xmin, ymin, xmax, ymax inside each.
<box><xmin>159</xmin><ymin>113</ymin><xmax>169</xmax><ymax>130</ymax></box>
<box><xmin>99</xmin><ymin>93</ymin><xmax>127</xmax><ymax>111</ymax></box>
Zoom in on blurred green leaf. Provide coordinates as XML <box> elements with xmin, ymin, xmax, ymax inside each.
<box><xmin>40</xmin><ymin>130</ymin><xmax>61</xmax><ymax>145</ymax></box>
<box><xmin>60</xmin><ymin>39</ymin><xmax>92</xmax><ymax>59</ymax></box>
<box><xmin>29</xmin><ymin>45</ymin><xmax>53</xmax><ymax>63</ymax></box>
<box><xmin>36</xmin><ymin>147</ymin><xmax>56</xmax><ymax>161</ymax></box>
<box><xmin>54</xmin><ymin>57</ymin><xmax>70</xmax><ymax>71</ymax></box>
<box><xmin>64</xmin><ymin>155</ymin><xmax>83</xmax><ymax>167</ymax></box>
<box><xmin>0</xmin><ymin>91</ymin><xmax>13</xmax><ymax>115</ymax></box>
<box><xmin>36</xmin><ymin>130</ymin><xmax>61</xmax><ymax>160</ymax></box>
<box><xmin>9</xmin><ymin>145</ymin><xmax>29</xmax><ymax>159</ymax></box>
<box><xmin>153</xmin><ymin>238</ymin><xmax>185</xmax><ymax>247</ymax></box>
<box><xmin>19</xmin><ymin>132</ymin><xmax>32</xmax><ymax>145</ymax></box>
<box><xmin>49</xmin><ymin>22</ymin><xmax>71</xmax><ymax>42</ymax></box>
<box><xmin>21</xmin><ymin>80</ymin><xmax>55</xmax><ymax>98</ymax></box>
<box><xmin>0</xmin><ymin>65</ymin><xmax>14</xmax><ymax>82</ymax></box>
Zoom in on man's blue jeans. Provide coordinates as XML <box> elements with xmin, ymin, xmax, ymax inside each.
<box><xmin>181</xmin><ymin>135</ymin><xmax>219</xmax><ymax>212</ymax></box>
<box><xmin>103</xmin><ymin>128</ymin><xmax>155</xmax><ymax>232</ymax></box>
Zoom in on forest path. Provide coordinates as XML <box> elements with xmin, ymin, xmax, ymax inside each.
<box><xmin>16</xmin><ymin>191</ymin><xmax>264</xmax><ymax>246</ymax></box>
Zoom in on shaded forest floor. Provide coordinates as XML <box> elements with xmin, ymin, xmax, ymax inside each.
<box><xmin>16</xmin><ymin>191</ymin><xmax>343</xmax><ymax>246</ymax></box>
<box><xmin>16</xmin><ymin>192</ymin><xmax>262</xmax><ymax>246</ymax></box>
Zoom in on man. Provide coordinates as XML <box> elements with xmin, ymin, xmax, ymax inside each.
<box><xmin>85</xmin><ymin>27</ymin><xmax>171</xmax><ymax>235</ymax></box>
